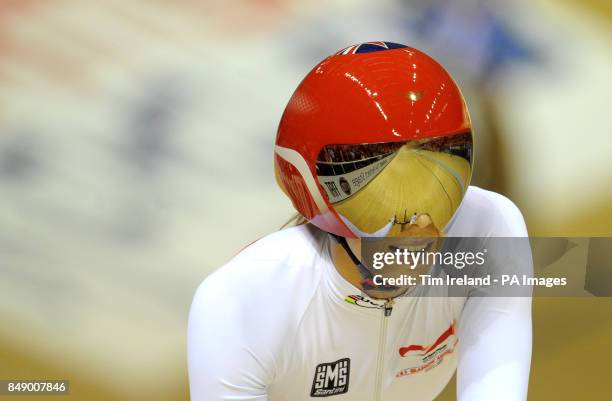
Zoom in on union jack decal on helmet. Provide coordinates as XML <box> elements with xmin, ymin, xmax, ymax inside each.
<box><xmin>335</xmin><ymin>41</ymin><xmax>409</xmax><ymax>55</ymax></box>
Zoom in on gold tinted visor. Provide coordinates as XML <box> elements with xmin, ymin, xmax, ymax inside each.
<box><xmin>316</xmin><ymin>131</ymin><xmax>473</xmax><ymax>237</ymax></box>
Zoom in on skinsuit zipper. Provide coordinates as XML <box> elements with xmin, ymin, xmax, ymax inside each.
<box><xmin>374</xmin><ymin>299</ymin><xmax>394</xmax><ymax>401</ymax></box>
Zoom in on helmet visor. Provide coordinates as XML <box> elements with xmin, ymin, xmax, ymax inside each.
<box><xmin>315</xmin><ymin>131</ymin><xmax>473</xmax><ymax>236</ymax></box>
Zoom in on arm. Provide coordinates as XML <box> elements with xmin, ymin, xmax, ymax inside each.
<box><xmin>187</xmin><ymin>279</ymin><xmax>270</xmax><ymax>401</ymax></box>
<box><xmin>457</xmin><ymin>191</ymin><xmax>533</xmax><ymax>401</ymax></box>
<box><xmin>457</xmin><ymin>296</ymin><xmax>532</xmax><ymax>401</ymax></box>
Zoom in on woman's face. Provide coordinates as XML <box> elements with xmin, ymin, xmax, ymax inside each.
<box><xmin>340</xmin><ymin>213</ymin><xmax>445</xmax><ymax>299</ymax></box>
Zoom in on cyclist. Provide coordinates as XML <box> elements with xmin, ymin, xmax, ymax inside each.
<box><xmin>188</xmin><ymin>42</ymin><xmax>532</xmax><ymax>401</ymax></box>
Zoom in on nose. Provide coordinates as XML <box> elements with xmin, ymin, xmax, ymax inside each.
<box><xmin>414</xmin><ymin>213</ymin><xmax>433</xmax><ymax>228</ymax></box>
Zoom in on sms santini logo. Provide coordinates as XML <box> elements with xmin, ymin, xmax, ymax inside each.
<box><xmin>310</xmin><ymin>358</ymin><xmax>350</xmax><ymax>397</ymax></box>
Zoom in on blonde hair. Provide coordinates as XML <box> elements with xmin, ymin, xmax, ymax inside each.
<box><xmin>281</xmin><ymin>213</ymin><xmax>308</xmax><ymax>230</ymax></box>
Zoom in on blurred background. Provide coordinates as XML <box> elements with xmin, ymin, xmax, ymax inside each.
<box><xmin>0</xmin><ymin>0</ymin><xmax>611</xmax><ymax>400</ymax></box>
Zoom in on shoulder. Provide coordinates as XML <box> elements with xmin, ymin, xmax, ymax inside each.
<box><xmin>450</xmin><ymin>186</ymin><xmax>528</xmax><ymax>236</ymax></box>
<box><xmin>464</xmin><ymin>186</ymin><xmax>525</xmax><ymax>223</ymax></box>
<box><xmin>196</xmin><ymin>223</ymin><xmax>326</xmax><ymax>298</ymax></box>
<box><xmin>189</xmin><ymin>223</ymin><xmax>326</xmax><ymax>349</ymax></box>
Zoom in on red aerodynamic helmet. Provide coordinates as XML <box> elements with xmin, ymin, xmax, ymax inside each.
<box><xmin>274</xmin><ymin>41</ymin><xmax>473</xmax><ymax>238</ymax></box>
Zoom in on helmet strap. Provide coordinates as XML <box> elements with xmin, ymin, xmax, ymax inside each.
<box><xmin>329</xmin><ymin>234</ymin><xmax>361</xmax><ymax>266</ymax></box>
<box><xmin>329</xmin><ymin>234</ymin><xmax>400</xmax><ymax>293</ymax></box>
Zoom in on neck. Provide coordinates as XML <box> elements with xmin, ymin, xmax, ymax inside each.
<box><xmin>328</xmin><ymin>235</ymin><xmax>411</xmax><ymax>299</ymax></box>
